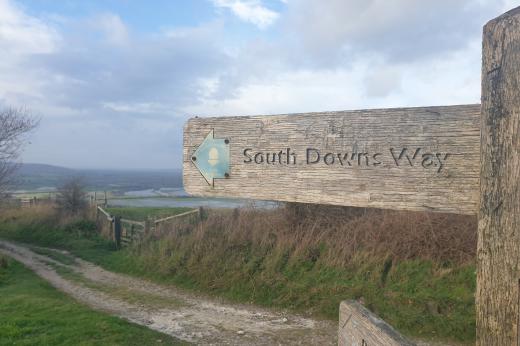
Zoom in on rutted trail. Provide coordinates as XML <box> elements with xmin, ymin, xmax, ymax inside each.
<box><xmin>0</xmin><ymin>240</ymin><xmax>337</xmax><ymax>345</ymax></box>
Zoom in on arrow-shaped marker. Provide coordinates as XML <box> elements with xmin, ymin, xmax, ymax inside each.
<box><xmin>191</xmin><ymin>130</ymin><xmax>230</xmax><ymax>186</ymax></box>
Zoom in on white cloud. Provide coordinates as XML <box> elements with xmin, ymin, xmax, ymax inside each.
<box><xmin>0</xmin><ymin>0</ymin><xmax>231</xmax><ymax>169</ymax></box>
<box><xmin>0</xmin><ymin>0</ymin><xmax>58</xmax><ymax>55</ymax></box>
<box><xmin>2</xmin><ymin>0</ymin><xmax>514</xmax><ymax>169</ymax></box>
<box><xmin>184</xmin><ymin>39</ymin><xmax>482</xmax><ymax>117</ymax></box>
<box><xmin>284</xmin><ymin>0</ymin><xmax>501</xmax><ymax>66</ymax></box>
<box><xmin>0</xmin><ymin>0</ymin><xmax>60</xmax><ymax>111</ymax></box>
<box><xmin>211</xmin><ymin>0</ymin><xmax>279</xmax><ymax>29</ymax></box>
<box><xmin>92</xmin><ymin>13</ymin><xmax>129</xmax><ymax>46</ymax></box>
<box><xmin>501</xmin><ymin>0</ymin><xmax>520</xmax><ymax>12</ymax></box>
<box><xmin>102</xmin><ymin>102</ymin><xmax>169</xmax><ymax>114</ymax></box>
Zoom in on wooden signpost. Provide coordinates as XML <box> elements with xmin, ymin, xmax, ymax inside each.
<box><xmin>183</xmin><ymin>6</ymin><xmax>520</xmax><ymax>346</ymax></box>
<box><xmin>478</xmin><ymin>7</ymin><xmax>520</xmax><ymax>346</ymax></box>
<box><xmin>184</xmin><ymin>105</ymin><xmax>480</xmax><ymax>214</ymax></box>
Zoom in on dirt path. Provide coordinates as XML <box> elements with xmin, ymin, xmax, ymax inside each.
<box><xmin>0</xmin><ymin>240</ymin><xmax>337</xmax><ymax>345</ymax></box>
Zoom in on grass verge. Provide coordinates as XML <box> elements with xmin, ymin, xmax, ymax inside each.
<box><xmin>0</xmin><ymin>254</ymin><xmax>186</xmax><ymax>345</ymax></box>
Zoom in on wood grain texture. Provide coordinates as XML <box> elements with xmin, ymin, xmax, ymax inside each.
<box><xmin>477</xmin><ymin>6</ymin><xmax>520</xmax><ymax>345</ymax></box>
<box><xmin>184</xmin><ymin>105</ymin><xmax>480</xmax><ymax>214</ymax></box>
<box><xmin>338</xmin><ymin>301</ymin><xmax>415</xmax><ymax>346</ymax></box>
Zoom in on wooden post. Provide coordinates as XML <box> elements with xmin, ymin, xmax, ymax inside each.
<box><xmin>104</xmin><ymin>191</ymin><xmax>107</xmax><ymax>206</ymax></box>
<box><xmin>478</xmin><ymin>6</ymin><xmax>520</xmax><ymax>345</ymax></box>
<box><xmin>114</xmin><ymin>216</ymin><xmax>122</xmax><ymax>249</ymax></box>
<box><xmin>198</xmin><ymin>206</ymin><xmax>205</xmax><ymax>221</ymax></box>
<box><xmin>338</xmin><ymin>301</ymin><xmax>415</xmax><ymax>346</ymax></box>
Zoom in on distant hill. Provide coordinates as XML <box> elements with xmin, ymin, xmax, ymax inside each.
<box><xmin>16</xmin><ymin>163</ymin><xmax>76</xmax><ymax>176</ymax></box>
<box><xmin>9</xmin><ymin>163</ymin><xmax>182</xmax><ymax>192</ymax></box>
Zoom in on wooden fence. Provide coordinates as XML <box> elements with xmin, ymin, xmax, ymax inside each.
<box><xmin>96</xmin><ymin>205</ymin><xmax>114</xmax><ymax>240</ymax></box>
<box><xmin>96</xmin><ymin>205</ymin><xmax>203</xmax><ymax>248</ymax></box>
<box><xmin>120</xmin><ymin>218</ymin><xmax>147</xmax><ymax>246</ymax></box>
<box><xmin>3</xmin><ymin>193</ymin><xmax>55</xmax><ymax>208</ymax></box>
<box><xmin>4</xmin><ymin>190</ymin><xmax>105</xmax><ymax>209</ymax></box>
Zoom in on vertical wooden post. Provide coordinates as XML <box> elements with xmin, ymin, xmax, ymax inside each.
<box><xmin>114</xmin><ymin>216</ymin><xmax>122</xmax><ymax>249</ymax></box>
<box><xmin>478</xmin><ymin>6</ymin><xmax>520</xmax><ymax>345</ymax></box>
<box><xmin>144</xmin><ymin>219</ymin><xmax>150</xmax><ymax>234</ymax></box>
<box><xmin>198</xmin><ymin>206</ymin><xmax>205</xmax><ymax>222</ymax></box>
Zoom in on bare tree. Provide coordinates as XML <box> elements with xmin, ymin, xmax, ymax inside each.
<box><xmin>0</xmin><ymin>108</ymin><xmax>39</xmax><ymax>193</ymax></box>
<box><xmin>56</xmin><ymin>177</ymin><xmax>88</xmax><ymax>215</ymax></box>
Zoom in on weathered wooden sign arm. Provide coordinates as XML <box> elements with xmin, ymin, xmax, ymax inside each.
<box><xmin>184</xmin><ymin>105</ymin><xmax>480</xmax><ymax>215</ymax></box>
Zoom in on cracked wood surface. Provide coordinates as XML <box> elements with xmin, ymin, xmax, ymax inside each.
<box><xmin>339</xmin><ymin>301</ymin><xmax>415</xmax><ymax>346</ymax></box>
<box><xmin>477</xmin><ymin>6</ymin><xmax>520</xmax><ymax>346</ymax></box>
<box><xmin>184</xmin><ymin>105</ymin><xmax>480</xmax><ymax>214</ymax></box>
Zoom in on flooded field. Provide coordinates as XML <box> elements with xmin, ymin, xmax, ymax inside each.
<box><xmin>107</xmin><ymin>188</ymin><xmax>277</xmax><ymax>209</ymax></box>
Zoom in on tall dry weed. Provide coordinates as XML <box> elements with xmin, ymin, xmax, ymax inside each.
<box><xmin>158</xmin><ymin>203</ymin><xmax>476</xmax><ymax>268</ymax></box>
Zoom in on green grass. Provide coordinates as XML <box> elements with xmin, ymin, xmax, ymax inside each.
<box><xmin>0</xmin><ymin>217</ymin><xmax>117</xmax><ymax>263</ymax></box>
<box><xmin>31</xmin><ymin>246</ymin><xmax>78</xmax><ymax>265</ymax></box>
<box><xmin>105</xmin><ymin>207</ymin><xmax>193</xmax><ymax>221</ymax></box>
<box><xmin>0</xmin><ymin>210</ymin><xmax>476</xmax><ymax>344</ymax></box>
<box><xmin>89</xmin><ymin>248</ymin><xmax>475</xmax><ymax>344</ymax></box>
<box><xmin>0</xmin><ymin>255</ymin><xmax>187</xmax><ymax>346</ymax></box>
<box><xmin>55</xmin><ymin>265</ymin><xmax>187</xmax><ymax>310</ymax></box>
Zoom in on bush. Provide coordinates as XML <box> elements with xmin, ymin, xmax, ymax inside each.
<box><xmin>56</xmin><ymin>177</ymin><xmax>88</xmax><ymax>216</ymax></box>
<box><xmin>63</xmin><ymin>220</ymin><xmax>97</xmax><ymax>238</ymax></box>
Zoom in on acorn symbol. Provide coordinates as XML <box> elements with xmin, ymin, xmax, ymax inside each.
<box><xmin>208</xmin><ymin>147</ymin><xmax>219</xmax><ymax>166</ymax></box>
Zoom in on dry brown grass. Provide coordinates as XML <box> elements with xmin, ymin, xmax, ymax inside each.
<box><xmin>0</xmin><ymin>202</ymin><xmax>477</xmax><ymax>266</ymax></box>
<box><xmin>168</xmin><ymin>203</ymin><xmax>477</xmax><ymax>267</ymax></box>
<box><xmin>0</xmin><ymin>203</ymin><xmax>97</xmax><ymax>230</ymax></box>
<box><xmin>0</xmin><ymin>204</ymin><xmax>57</xmax><ymax>224</ymax></box>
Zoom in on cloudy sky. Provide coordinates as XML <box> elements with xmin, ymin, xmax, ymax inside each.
<box><xmin>1</xmin><ymin>0</ymin><xmax>517</xmax><ymax>169</ymax></box>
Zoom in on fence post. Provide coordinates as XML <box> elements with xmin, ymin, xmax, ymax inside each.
<box><xmin>198</xmin><ymin>206</ymin><xmax>206</xmax><ymax>221</ymax></box>
<box><xmin>477</xmin><ymin>6</ymin><xmax>520</xmax><ymax>345</ymax></box>
<box><xmin>114</xmin><ymin>216</ymin><xmax>122</xmax><ymax>249</ymax></box>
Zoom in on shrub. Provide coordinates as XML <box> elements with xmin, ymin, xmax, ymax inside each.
<box><xmin>64</xmin><ymin>220</ymin><xmax>98</xmax><ymax>238</ymax></box>
<box><xmin>56</xmin><ymin>177</ymin><xmax>88</xmax><ymax>216</ymax></box>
